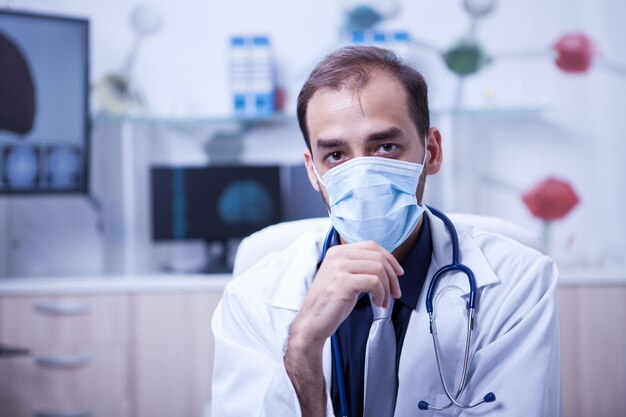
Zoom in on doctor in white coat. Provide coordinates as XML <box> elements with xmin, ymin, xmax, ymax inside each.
<box><xmin>212</xmin><ymin>46</ymin><xmax>560</xmax><ymax>417</ymax></box>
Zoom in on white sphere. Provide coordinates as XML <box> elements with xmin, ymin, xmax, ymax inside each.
<box><xmin>463</xmin><ymin>0</ymin><xmax>496</xmax><ymax>17</ymax></box>
<box><xmin>130</xmin><ymin>4</ymin><xmax>163</xmax><ymax>37</ymax></box>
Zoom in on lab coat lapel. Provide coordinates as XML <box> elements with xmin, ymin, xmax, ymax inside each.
<box><xmin>261</xmin><ymin>227</ymin><xmax>335</xmax><ymax>398</ymax></box>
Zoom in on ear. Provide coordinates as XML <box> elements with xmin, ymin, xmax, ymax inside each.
<box><xmin>303</xmin><ymin>148</ymin><xmax>322</xmax><ymax>192</ymax></box>
<box><xmin>424</xmin><ymin>127</ymin><xmax>443</xmax><ymax>175</ymax></box>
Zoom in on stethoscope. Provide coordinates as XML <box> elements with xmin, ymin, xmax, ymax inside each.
<box><xmin>320</xmin><ymin>206</ymin><xmax>495</xmax><ymax>417</ymax></box>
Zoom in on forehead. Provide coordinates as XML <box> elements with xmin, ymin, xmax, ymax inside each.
<box><xmin>309</xmin><ymin>70</ymin><xmax>407</xmax><ymax>106</ymax></box>
<box><xmin>305</xmin><ymin>72</ymin><xmax>415</xmax><ymax>140</ymax></box>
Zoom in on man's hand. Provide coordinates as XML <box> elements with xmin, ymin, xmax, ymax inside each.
<box><xmin>284</xmin><ymin>241</ymin><xmax>404</xmax><ymax>417</ymax></box>
<box><xmin>294</xmin><ymin>240</ymin><xmax>404</xmax><ymax>346</ymax></box>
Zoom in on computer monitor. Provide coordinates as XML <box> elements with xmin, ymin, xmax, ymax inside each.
<box><xmin>151</xmin><ymin>164</ymin><xmax>327</xmax><ymax>272</ymax></box>
<box><xmin>0</xmin><ymin>10</ymin><xmax>89</xmax><ymax>194</ymax></box>
<box><xmin>151</xmin><ymin>165</ymin><xmax>283</xmax><ymax>241</ymax></box>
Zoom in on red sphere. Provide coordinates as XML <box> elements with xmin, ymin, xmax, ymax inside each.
<box><xmin>522</xmin><ymin>177</ymin><xmax>580</xmax><ymax>221</ymax></box>
<box><xmin>553</xmin><ymin>33</ymin><xmax>595</xmax><ymax>73</ymax></box>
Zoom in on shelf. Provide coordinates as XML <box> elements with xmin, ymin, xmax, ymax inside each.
<box><xmin>431</xmin><ymin>106</ymin><xmax>547</xmax><ymax>118</ymax></box>
<box><xmin>0</xmin><ymin>274</ymin><xmax>232</xmax><ymax>296</ymax></box>
<box><xmin>92</xmin><ymin>106</ymin><xmax>547</xmax><ymax>128</ymax></box>
<box><xmin>92</xmin><ymin>112</ymin><xmax>296</xmax><ymax>129</ymax></box>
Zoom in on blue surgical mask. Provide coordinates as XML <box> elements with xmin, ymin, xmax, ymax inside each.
<box><xmin>314</xmin><ymin>153</ymin><xmax>427</xmax><ymax>252</ymax></box>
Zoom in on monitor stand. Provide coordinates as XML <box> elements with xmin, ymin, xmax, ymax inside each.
<box><xmin>202</xmin><ymin>238</ymin><xmax>241</xmax><ymax>274</ymax></box>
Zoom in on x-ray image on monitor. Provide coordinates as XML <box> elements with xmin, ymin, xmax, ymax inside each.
<box><xmin>43</xmin><ymin>145</ymin><xmax>82</xmax><ymax>188</ymax></box>
<box><xmin>0</xmin><ymin>10</ymin><xmax>88</xmax><ymax>194</ymax></box>
<box><xmin>1</xmin><ymin>145</ymin><xmax>40</xmax><ymax>189</ymax></box>
<box><xmin>151</xmin><ymin>165</ymin><xmax>283</xmax><ymax>242</ymax></box>
<box><xmin>151</xmin><ymin>165</ymin><xmax>284</xmax><ymax>272</ymax></box>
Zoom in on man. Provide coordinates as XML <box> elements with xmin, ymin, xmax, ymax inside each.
<box><xmin>212</xmin><ymin>46</ymin><xmax>559</xmax><ymax>416</ymax></box>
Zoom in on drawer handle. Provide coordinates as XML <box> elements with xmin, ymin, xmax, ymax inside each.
<box><xmin>33</xmin><ymin>302</ymin><xmax>90</xmax><ymax>316</ymax></box>
<box><xmin>34</xmin><ymin>355</ymin><xmax>91</xmax><ymax>369</ymax></box>
<box><xmin>0</xmin><ymin>345</ymin><xmax>30</xmax><ymax>357</ymax></box>
<box><xmin>33</xmin><ymin>410</ymin><xmax>92</xmax><ymax>417</ymax></box>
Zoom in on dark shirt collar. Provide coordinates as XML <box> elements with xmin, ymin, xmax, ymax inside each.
<box><xmin>396</xmin><ymin>215</ymin><xmax>433</xmax><ymax>310</ymax></box>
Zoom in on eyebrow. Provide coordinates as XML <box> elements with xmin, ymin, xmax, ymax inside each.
<box><xmin>316</xmin><ymin>137</ymin><xmax>346</xmax><ymax>150</ymax></box>
<box><xmin>365</xmin><ymin>127</ymin><xmax>403</xmax><ymax>143</ymax></box>
<box><xmin>315</xmin><ymin>127</ymin><xmax>404</xmax><ymax>151</ymax></box>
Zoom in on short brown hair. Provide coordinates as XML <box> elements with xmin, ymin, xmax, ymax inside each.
<box><xmin>296</xmin><ymin>45</ymin><xmax>430</xmax><ymax>151</ymax></box>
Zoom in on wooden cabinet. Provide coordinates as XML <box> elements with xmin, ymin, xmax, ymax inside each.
<box><xmin>131</xmin><ymin>292</ymin><xmax>221</xmax><ymax>417</ymax></box>
<box><xmin>3</xmin><ymin>280</ymin><xmax>624</xmax><ymax>417</ymax></box>
<box><xmin>0</xmin><ymin>287</ymin><xmax>223</xmax><ymax>417</ymax></box>
<box><xmin>0</xmin><ymin>295</ymin><xmax>130</xmax><ymax>417</ymax></box>
<box><xmin>558</xmin><ymin>286</ymin><xmax>626</xmax><ymax>417</ymax></box>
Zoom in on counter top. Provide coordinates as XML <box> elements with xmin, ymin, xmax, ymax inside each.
<box><xmin>0</xmin><ymin>274</ymin><xmax>232</xmax><ymax>296</ymax></box>
<box><xmin>1</xmin><ymin>266</ymin><xmax>625</xmax><ymax>297</ymax></box>
<box><xmin>557</xmin><ymin>266</ymin><xmax>626</xmax><ymax>286</ymax></box>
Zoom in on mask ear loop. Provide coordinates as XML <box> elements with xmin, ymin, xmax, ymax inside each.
<box><xmin>421</xmin><ymin>141</ymin><xmax>429</xmax><ymax>167</ymax></box>
<box><xmin>311</xmin><ymin>162</ymin><xmax>327</xmax><ymax>189</ymax></box>
<box><xmin>311</xmin><ymin>162</ymin><xmax>332</xmax><ymax>216</ymax></box>
<box><xmin>415</xmin><ymin>143</ymin><xmax>429</xmax><ymax>208</ymax></box>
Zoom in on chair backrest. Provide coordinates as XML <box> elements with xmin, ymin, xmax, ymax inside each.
<box><xmin>233</xmin><ymin>217</ymin><xmax>330</xmax><ymax>277</ymax></box>
<box><xmin>232</xmin><ymin>214</ymin><xmax>543</xmax><ymax>277</ymax></box>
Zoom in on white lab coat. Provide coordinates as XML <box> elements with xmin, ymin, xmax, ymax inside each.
<box><xmin>211</xmin><ymin>209</ymin><xmax>560</xmax><ymax>417</ymax></box>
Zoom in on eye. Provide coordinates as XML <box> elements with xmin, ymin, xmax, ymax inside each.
<box><xmin>377</xmin><ymin>143</ymin><xmax>398</xmax><ymax>154</ymax></box>
<box><xmin>324</xmin><ymin>151</ymin><xmax>344</xmax><ymax>163</ymax></box>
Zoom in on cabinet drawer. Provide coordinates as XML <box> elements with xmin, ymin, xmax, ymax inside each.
<box><xmin>32</xmin><ymin>346</ymin><xmax>128</xmax><ymax>404</ymax></box>
<box><xmin>0</xmin><ymin>398</ymin><xmax>129</xmax><ymax>417</ymax></box>
<box><xmin>0</xmin><ymin>295</ymin><xmax>128</xmax><ymax>349</ymax></box>
<box><xmin>0</xmin><ymin>356</ymin><xmax>31</xmax><ymax>414</ymax></box>
<box><xmin>0</xmin><ymin>346</ymin><xmax>128</xmax><ymax>416</ymax></box>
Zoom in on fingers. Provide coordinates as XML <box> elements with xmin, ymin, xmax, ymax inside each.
<box><xmin>299</xmin><ymin>240</ymin><xmax>404</xmax><ymax>343</ymax></box>
<box><xmin>366</xmin><ymin>250</ymin><xmax>402</xmax><ymax>301</ymax></box>
<box><xmin>346</xmin><ymin>242</ymin><xmax>404</xmax><ymax>276</ymax></box>
<box><xmin>328</xmin><ymin>242</ymin><xmax>404</xmax><ymax>305</ymax></box>
<box><xmin>351</xmin><ymin>274</ymin><xmax>385</xmax><ymax>307</ymax></box>
<box><xmin>344</xmin><ymin>259</ymin><xmax>392</xmax><ymax>307</ymax></box>
<box><xmin>341</xmin><ymin>244</ymin><xmax>403</xmax><ymax>300</ymax></box>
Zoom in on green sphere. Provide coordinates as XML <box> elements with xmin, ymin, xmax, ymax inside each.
<box><xmin>443</xmin><ymin>42</ymin><xmax>492</xmax><ymax>76</ymax></box>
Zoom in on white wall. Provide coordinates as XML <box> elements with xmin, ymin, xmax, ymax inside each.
<box><xmin>0</xmin><ymin>0</ymin><xmax>624</xmax><ymax>277</ymax></box>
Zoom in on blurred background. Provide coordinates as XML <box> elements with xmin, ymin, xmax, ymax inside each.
<box><xmin>0</xmin><ymin>0</ymin><xmax>624</xmax><ymax>416</ymax></box>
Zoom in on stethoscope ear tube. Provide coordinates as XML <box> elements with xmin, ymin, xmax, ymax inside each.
<box><xmin>331</xmin><ymin>334</ymin><xmax>349</xmax><ymax>417</ymax></box>
<box><xmin>425</xmin><ymin>206</ymin><xmax>477</xmax><ymax>312</ymax></box>
<box><xmin>321</xmin><ymin>226</ymin><xmax>337</xmax><ymax>259</ymax></box>
<box><xmin>421</xmin><ymin>206</ymin><xmax>495</xmax><ymax>411</ymax></box>
<box><xmin>425</xmin><ymin>264</ymin><xmax>478</xmax><ymax>313</ymax></box>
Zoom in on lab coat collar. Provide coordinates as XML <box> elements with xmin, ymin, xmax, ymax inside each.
<box><xmin>265</xmin><ymin>227</ymin><xmax>328</xmax><ymax>311</ymax></box>
<box><xmin>424</xmin><ymin>207</ymin><xmax>500</xmax><ymax>295</ymax></box>
<box><xmin>265</xmin><ymin>208</ymin><xmax>501</xmax><ymax>311</ymax></box>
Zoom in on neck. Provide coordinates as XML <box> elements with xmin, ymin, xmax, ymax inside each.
<box><xmin>392</xmin><ymin>214</ymin><xmax>423</xmax><ymax>262</ymax></box>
